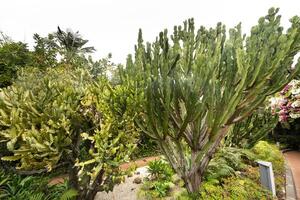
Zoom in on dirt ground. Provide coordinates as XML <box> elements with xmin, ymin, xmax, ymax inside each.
<box><xmin>94</xmin><ymin>166</ymin><xmax>149</xmax><ymax>200</ymax></box>
<box><xmin>48</xmin><ymin>156</ymin><xmax>161</xmax><ymax>200</ymax></box>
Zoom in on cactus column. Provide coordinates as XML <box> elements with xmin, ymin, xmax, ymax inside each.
<box><xmin>128</xmin><ymin>8</ymin><xmax>300</xmax><ymax>193</ymax></box>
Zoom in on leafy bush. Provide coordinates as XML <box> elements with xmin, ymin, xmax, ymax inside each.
<box><xmin>139</xmin><ymin>159</ymin><xmax>175</xmax><ymax>198</ymax></box>
<box><xmin>222</xmin><ymin>177</ymin><xmax>272</xmax><ymax>200</ymax></box>
<box><xmin>178</xmin><ymin>176</ymin><xmax>272</xmax><ymax>200</ymax></box>
<box><xmin>148</xmin><ymin>159</ymin><xmax>174</xmax><ymax>181</ymax></box>
<box><xmin>0</xmin><ymin>67</ymin><xmax>140</xmax><ymax>199</ymax></box>
<box><xmin>204</xmin><ymin>147</ymin><xmax>257</xmax><ymax>182</ymax></box>
<box><xmin>0</xmin><ymin>169</ymin><xmax>77</xmax><ymax>200</ymax></box>
<box><xmin>140</xmin><ymin>180</ymin><xmax>175</xmax><ymax>199</ymax></box>
<box><xmin>252</xmin><ymin>141</ymin><xmax>285</xmax><ymax>197</ymax></box>
<box><xmin>252</xmin><ymin>141</ymin><xmax>284</xmax><ymax>173</ymax></box>
<box><xmin>0</xmin><ymin>41</ymin><xmax>31</xmax><ymax>88</ymax></box>
<box><xmin>0</xmin><ymin>67</ymin><xmax>89</xmax><ymax>169</ymax></box>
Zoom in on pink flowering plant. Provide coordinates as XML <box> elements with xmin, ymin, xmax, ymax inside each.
<box><xmin>270</xmin><ymin>80</ymin><xmax>300</xmax><ymax>122</ymax></box>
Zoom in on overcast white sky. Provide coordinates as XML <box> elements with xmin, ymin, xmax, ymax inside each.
<box><xmin>0</xmin><ymin>0</ymin><xmax>299</xmax><ymax>64</ymax></box>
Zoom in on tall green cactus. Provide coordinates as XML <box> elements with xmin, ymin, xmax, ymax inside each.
<box><xmin>129</xmin><ymin>8</ymin><xmax>300</xmax><ymax>193</ymax></box>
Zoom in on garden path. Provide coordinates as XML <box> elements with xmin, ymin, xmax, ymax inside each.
<box><xmin>95</xmin><ymin>156</ymin><xmax>160</xmax><ymax>200</ymax></box>
<box><xmin>284</xmin><ymin>151</ymin><xmax>300</xmax><ymax>200</ymax></box>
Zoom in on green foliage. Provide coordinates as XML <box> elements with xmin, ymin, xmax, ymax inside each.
<box><xmin>148</xmin><ymin>159</ymin><xmax>174</xmax><ymax>181</ymax></box>
<box><xmin>31</xmin><ymin>33</ymin><xmax>59</xmax><ymax>68</ymax></box>
<box><xmin>55</xmin><ymin>27</ymin><xmax>95</xmax><ymax>65</ymax></box>
<box><xmin>128</xmin><ymin>7</ymin><xmax>300</xmax><ymax>193</ymax></box>
<box><xmin>221</xmin><ymin>176</ymin><xmax>271</xmax><ymax>200</ymax></box>
<box><xmin>178</xmin><ymin>176</ymin><xmax>272</xmax><ymax>200</ymax></box>
<box><xmin>225</xmin><ymin>107</ymin><xmax>278</xmax><ymax>148</ymax></box>
<box><xmin>0</xmin><ymin>41</ymin><xmax>31</xmax><ymax>87</ymax></box>
<box><xmin>0</xmin><ymin>66</ymin><xmax>140</xmax><ymax>199</ymax></box>
<box><xmin>140</xmin><ymin>180</ymin><xmax>175</xmax><ymax>198</ymax></box>
<box><xmin>204</xmin><ymin>146</ymin><xmax>261</xmax><ymax>183</ymax></box>
<box><xmin>252</xmin><ymin>141</ymin><xmax>285</xmax><ymax>196</ymax></box>
<box><xmin>0</xmin><ymin>67</ymin><xmax>90</xmax><ymax>170</ymax></box>
<box><xmin>60</xmin><ymin>189</ymin><xmax>78</xmax><ymax>200</ymax></box>
<box><xmin>0</xmin><ymin>169</ymin><xmax>75</xmax><ymax>200</ymax></box>
<box><xmin>131</xmin><ymin>135</ymin><xmax>159</xmax><ymax>159</ymax></box>
<box><xmin>139</xmin><ymin>159</ymin><xmax>175</xmax><ymax>198</ymax></box>
<box><xmin>252</xmin><ymin>141</ymin><xmax>284</xmax><ymax>172</ymax></box>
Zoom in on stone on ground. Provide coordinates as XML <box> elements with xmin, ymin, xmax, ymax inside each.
<box><xmin>94</xmin><ymin>166</ymin><xmax>149</xmax><ymax>200</ymax></box>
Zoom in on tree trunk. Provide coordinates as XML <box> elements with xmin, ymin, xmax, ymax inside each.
<box><xmin>183</xmin><ymin>126</ymin><xmax>230</xmax><ymax>193</ymax></box>
<box><xmin>85</xmin><ymin>169</ymin><xmax>105</xmax><ymax>200</ymax></box>
<box><xmin>185</xmin><ymin>170</ymin><xmax>203</xmax><ymax>193</ymax></box>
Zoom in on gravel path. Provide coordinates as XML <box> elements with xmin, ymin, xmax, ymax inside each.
<box><xmin>94</xmin><ymin>167</ymin><xmax>149</xmax><ymax>200</ymax></box>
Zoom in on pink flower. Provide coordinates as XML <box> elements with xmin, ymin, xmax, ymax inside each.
<box><xmin>279</xmin><ymin>114</ymin><xmax>288</xmax><ymax>122</ymax></box>
<box><xmin>280</xmin><ymin>84</ymin><xmax>292</xmax><ymax>95</ymax></box>
<box><xmin>279</xmin><ymin>109</ymin><xmax>287</xmax><ymax>115</ymax></box>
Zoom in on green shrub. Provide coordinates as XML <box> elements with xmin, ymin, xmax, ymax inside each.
<box><xmin>0</xmin><ymin>41</ymin><xmax>31</xmax><ymax>88</ymax></box>
<box><xmin>198</xmin><ymin>182</ymin><xmax>225</xmax><ymax>199</ymax></box>
<box><xmin>148</xmin><ymin>159</ymin><xmax>174</xmax><ymax>181</ymax></box>
<box><xmin>139</xmin><ymin>159</ymin><xmax>175</xmax><ymax>198</ymax></box>
<box><xmin>0</xmin><ymin>169</ymin><xmax>77</xmax><ymax>200</ymax></box>
<box><xmin>252</xmin><ymin>141</ymin><xmax>284</xmax><ymax>173</ymax></box>
<box><xmin>205</xmin><ymin>147</ymin><xmax>256</xmax><ymax>181</ymax></box>
<box><xmin>222</xmin><ymin>177</ymin><xmax>272</xmax><ymax>200</ymax></box>
<box><xmin>177</xmin><ymin>176</ymin><xmax>272</xmax><ymax>200</ymax></box>
<box><xmin>252</xmin><ymin>141</ymin><xmax>285</xmax><ymax>197</ymax></box>
<box><xmin>0</xmin><ymin>67</ymin><xmax>140</xmax><ymax>199</ymax></box>
<box><xmin>140</xmin><ymin>180</ymin><xmax>175</xmax><ymax>198</ymax></box>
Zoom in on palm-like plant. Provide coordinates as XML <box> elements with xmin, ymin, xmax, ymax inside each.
<box><xmin>56</xmin><ymin>26</ymin><xmax>95</xmax><ymax>65</ymax></box>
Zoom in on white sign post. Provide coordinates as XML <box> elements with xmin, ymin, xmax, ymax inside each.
<box><xmin>257</xmin><ymin>161</ymin><xmax>276</xmax><ymax>196</ymax></box>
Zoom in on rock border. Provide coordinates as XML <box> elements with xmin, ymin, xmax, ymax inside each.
<box><xmin>284</xmin><ymin>151</ymin><xmax>298</xmax><ymax>200</ymax></box>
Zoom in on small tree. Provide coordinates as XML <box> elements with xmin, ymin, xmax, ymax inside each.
<box><xmin>0</xmin><ymin>41</ymin><xmax>31</xmax><ymax>88</ymax></box>
<box><xmin>31</xmin><ymin>33</ymin><xmax>59</xmax><ymax>68</ymax></box>
<box><xmin>130</xmin><ymin>8</ymin><xmax>300</xmax><ymax>193</ymax></box>
<box><xmin>55</xmin><ymin>27</ymin><xmax>95</xmax><ymax>65</ymax></box>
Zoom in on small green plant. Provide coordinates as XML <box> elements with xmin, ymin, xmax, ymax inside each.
<box><xmin>152</xmin><ymin>181</ymin><xmax>173</xmax><ymax>197</ymax></box>
<box><xmin>252</xmin><ymin>141</ymin><xmax>284</xmax><ymax>172</ymax></box>
<box><xmin>0</xmin><ymin>169</ymin><xmax>77</xmax><ymax>200</ymax></box>
<box><xmin>222</xmin><ymin>177</ymin><xmax>272</xmax><ymax>200</ymax></box>
<box><xmin>140</xmin><ymin>180</ymin><xmax>175</xmax><ymax>198</ymax></box>
<box><xmin>204</xmin><ymin>147</ymin><xmax>255</xmax><ymax>181</ymax></box>
<box><xmin>148</xmin><ymin>159</ymin><xmax>174</xmax><ymax>181</ymax></box>
<box><xmin>177</xmin><ymin>176</ymin><xmax>272</xmax><ymax>200</ymax></box>
<box><xmin>139</xmin><ymin>159</ymin><xmax>175</xmax><ymax>198</ymax></box>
